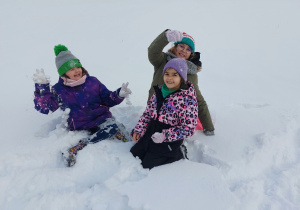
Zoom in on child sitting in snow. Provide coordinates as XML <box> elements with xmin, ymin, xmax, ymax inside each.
<box><xmin>130</xmin><ymin>58</ymin><xmax>198</xmax><ymax>169</ymax></box>
<box><xmin>33</xmin><ymin>44</ymin><xmax>132</xmax><ymax>167</ymax></box>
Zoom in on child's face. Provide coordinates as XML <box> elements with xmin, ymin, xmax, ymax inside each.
<box><xmin>174</xmin><ymin>43</ymin><xmax>192</xmax><ymax>60</ymax></box>
<box><xmin>163</xmin><ymin>68</ymin><xmax>182</xmax><ymax>91</ymax></box>
<box><xmin>65</xmin><ymin>67</ymin><xmax>83</xmax><ymax>81</ymax></box>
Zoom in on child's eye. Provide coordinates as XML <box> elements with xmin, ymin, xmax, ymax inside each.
<box><xmin>179</xmin><ymin>44</ymin><xmax>184</xmax><ymax>48</ymax></box>
<box><xmin>187</xmin><ymin>48</ymin><xmax>191</xmax><ymax>52</ymax></box>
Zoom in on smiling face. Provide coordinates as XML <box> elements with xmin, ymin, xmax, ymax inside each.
<box><xmin>174</xmin><ymin>43</ymin><xmax>192</xmax><ymax>60</ymax></box>
<box><xmin>163</xmin><ymin>68</ymin><xmax>182</xmax><ymax>91</ymax></box>
<box><xmin>65</xmin><ymin>67</ymin><xmax>83</xmax><ymax>81</ymax></box>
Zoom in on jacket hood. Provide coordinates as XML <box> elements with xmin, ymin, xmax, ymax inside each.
<box><xmin>166</xmin><ymin>52</ymin><xmax>199</xmax><ymax>75</ymax></box>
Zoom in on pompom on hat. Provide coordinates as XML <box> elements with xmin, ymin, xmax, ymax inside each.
<box><xmin>54</xmin><ymin>44</ymin><xmax>82</xmax><ymax>76</ymax></box>
<box><xmin>174</xmin><ymin>32</ymin><xmax>195</xmax><ymax>53</ymax></box>
<box><xmin>163</xmin><ymin>58</ymin><xmax>188</xmax><ymax>82</ymax></box>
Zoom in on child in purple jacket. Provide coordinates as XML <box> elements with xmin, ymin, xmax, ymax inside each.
<box><xmin>130</xmin><ymin>58</ymin><xmax>198</xmax><ymax>169</ymax></box>
<box><xmin>33</xmin><ymin>44</ymin><xmax>132</xmax><ymax>167</ymax></box>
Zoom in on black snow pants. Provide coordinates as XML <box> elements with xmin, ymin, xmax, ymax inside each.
<box><xmin>130</xmin><ymin>118</ymin><xmax>184</xmax><ymax>169</ymax></box>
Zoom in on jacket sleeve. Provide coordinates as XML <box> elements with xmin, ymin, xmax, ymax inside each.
<box><xmin>162</xmin><ymin>96</ymin><xmax>198</xmax><ymax>142</ymax></box>
<box><xmin>148</xmin><ymin>30</ymin><xmax>169</xmax><ymax>68</ymax></box>
<box><xmin>34</xmin><ymin>83</ymin><xmax>60</xmax><ymax>114</ymax></box>
<box><xmin>187</xmin><ymin>74</ymin><xmax>215</xmax><ymax>131</ymax></box>
<box><xmin>98</xmin><ymin>82</ymin><xmax>124</xmax><ymax>107</ymax></box>
<box><xmin>131</xmin><ymin>94</ymin><xmax>157</xmax><ymax>138</ymax></box>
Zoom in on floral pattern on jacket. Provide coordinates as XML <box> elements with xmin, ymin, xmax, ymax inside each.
<box><xmin>132</xmin><ymin>82</ymin><xmax>198</xmax><ymax>142</ymax></box>
<box><xmin>34</xmin><ymin>74</ymin><xmax>124</xmax><ymax>131</ymax></box>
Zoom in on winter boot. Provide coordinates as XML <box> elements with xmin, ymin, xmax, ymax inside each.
<box><xmin>62</xmin><ymin>150</ymin><xmax>77</xmax><ymax>167</ymax></box>
<box><xmin>115</xmin><ymin>129</ymin><xmax>129</xmax><ymax>142</ymax></box>
<box><xmin>62</xmin><ymin>139</ymin><xmax>88</xmax><ymax>167</ymax></box>
<box><xmin>115</xmin><ymin>122</ymin><xmax>131</xmax><ymax>142</ymax></box>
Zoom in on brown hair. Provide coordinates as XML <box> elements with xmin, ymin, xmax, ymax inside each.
<box><xmin>168</xmin><ymin>45</ymin><xmax>202</xmax><ymax>71</ymax></box>
<box><xmin>180</xmin><ymin>80</ymin><xmax>188</xmax><ymax>89</ymax></box>
<box><xmin>62</xmin><ymin>67</ymin><xmax>88</xmax><ymax>79</ymax></box>
<box><xmin>168</xmin><ymin>44</ymin><xmax>193</xmax><ymax>60</ymax></box>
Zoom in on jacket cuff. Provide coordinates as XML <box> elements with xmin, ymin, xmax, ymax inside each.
<box><xmin>34</xmin><ymin>83</ymin><xmax>50</xmax><ymax>95</ymax></box>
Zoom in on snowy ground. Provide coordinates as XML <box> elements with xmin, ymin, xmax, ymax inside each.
<box><xmin>1</xmin><ymin>0</ymin><xmax>300</xmax><ymax>209</ymax></box>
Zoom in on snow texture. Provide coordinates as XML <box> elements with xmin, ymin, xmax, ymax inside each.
<box><xmin>0</xmin><ymin>0</ymin><xmax>300</xmax><ymax>210</ymax></box>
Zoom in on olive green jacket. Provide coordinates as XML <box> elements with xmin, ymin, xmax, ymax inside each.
<box><xmin>147</xmin><ymin>30</ymin><xmax>215</xmax><ymax>131</ymax></box>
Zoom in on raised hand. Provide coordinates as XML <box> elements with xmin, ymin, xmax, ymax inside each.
<box><xmin>33</xmin><ymin>68</ymin><xmax>50</xmax><ymax>84</ymax></box>
<box><xmin>119</xmin><ymin>82</ymin><xmax>132</xmax><ymax>98</ymax></box>
<box><xmin>165</xmin><ymin>30</ymin><xmax>183</xmax><ymax>42</ymax></box>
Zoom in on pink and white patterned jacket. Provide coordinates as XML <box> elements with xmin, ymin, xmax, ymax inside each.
<box><xmin>133</xmin><ymin>82</ymin><xmax>198</xmax><ymax>142</ymax></box>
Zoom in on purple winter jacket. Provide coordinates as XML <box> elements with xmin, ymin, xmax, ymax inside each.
<box><xmin>34</xmin><ymin>74</ymin><xmax>124</xmax><ymax>131</ymax></box>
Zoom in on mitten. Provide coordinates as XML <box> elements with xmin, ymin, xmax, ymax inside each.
<box><xmin>151</xmin><ymin>132</ymin><xmax>165</xmax><ymax>143</ymax></box>
<box><xmin>190</xmin><ymin>52</ymin><xmax>202</xmax><ymax>67</ymax></box>
<box><xmin>33</xmin><ymin>69</ymin><xmax>50</xmax><ymax>84</ymax></box>
<box><xmin>204</xmin><ymin>129</ymin><xmax>215</xmax><ymax>136</ymax></box>
<box><xmin>119</xmin><ymin>82</ymin><xmax>132</xmax><ymax>98</ymax></box>
<box><xmin>165</xmin><ymin>30</ymin><xmax>183</xmax><ymax>42</ymax></box>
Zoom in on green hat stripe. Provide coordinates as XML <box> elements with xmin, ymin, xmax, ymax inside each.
<box><xmin>57</xmin><ymin>59</ymin><xmax>82</xmax><ymax>76</ymax></box>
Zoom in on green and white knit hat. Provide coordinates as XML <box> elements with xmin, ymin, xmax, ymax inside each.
<box><xmin>174</xmin><ymin>32</ymin><xmax>195</xmax><ymax>53</ymax></box>
<box><xmin>54</xmin><ymin>44</ymin><xmax>82</xmax><ymax>76</ymax></box>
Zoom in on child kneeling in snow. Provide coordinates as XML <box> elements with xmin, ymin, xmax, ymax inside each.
<box><xmin>130</xmin><ymin>58</ymin><xmax>198</xmax><ymax>169</ymax></box>
<box><xmin>33</xmin><ymin>44</ymin><xmax>132</xmax><ymax>167</ymax></box>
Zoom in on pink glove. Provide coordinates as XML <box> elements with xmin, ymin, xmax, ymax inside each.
<box><xmin>165</xmin><ymin>30</ymin><xmax>183</xmax><ymax>42</ymax></box>
<box><xmin>151</xmin><ymin>132</ymin><xmax>165</xmax><ymax>143</ymax></box>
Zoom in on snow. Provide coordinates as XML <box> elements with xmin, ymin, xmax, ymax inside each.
<box><xmin>1</xmin><ymin>0</ymin><xmax>300</xmax><ymax>209</ymax></box>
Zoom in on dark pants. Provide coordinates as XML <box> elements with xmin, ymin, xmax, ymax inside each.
<box><xmin>130</xmin><ymin>134</ymin><xmax>183</xmax><ymax>169</ymax></box>
<box><xmin>67</xmin><ymin>118</ymin><xmax>128</xmax><ymax>159</ymax></box>
<box><xmin>88</xmin><ymin>118</ymin><xmax>119</xmax><ymax>144</ymax></box>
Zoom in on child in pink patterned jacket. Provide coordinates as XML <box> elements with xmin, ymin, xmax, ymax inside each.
<box><xmin>130</xmin><ymin>58</ymin><xmax>198</xmax><ymax>169</ymax></box>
